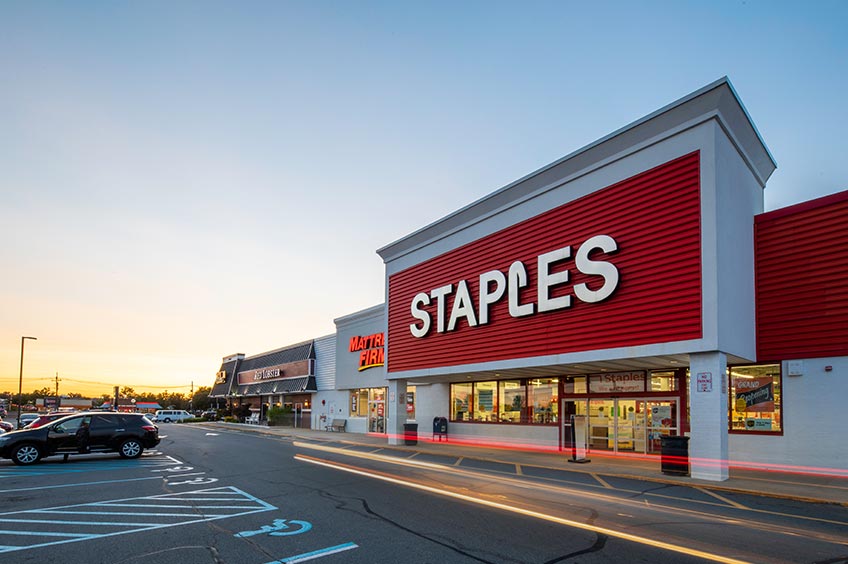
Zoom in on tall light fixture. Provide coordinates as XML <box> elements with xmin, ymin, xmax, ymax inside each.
<box><xmin>17</xmin><ymin>336</ymin><xmax>37</xmax><ymax>429</ymax></box>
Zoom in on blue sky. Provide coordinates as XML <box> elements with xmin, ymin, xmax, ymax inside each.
<box><xmin>1</xmin><ymin>1</ymin><xmax>846</xmax><ymax>395</ymax></box>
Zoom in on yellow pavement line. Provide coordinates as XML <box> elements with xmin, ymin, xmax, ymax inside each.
<box><xmin>291</xmin><ymin>440</ymin><xmax>848</xmax><ymax>531</ymax></box>
<box><xmin>592</xmin><ymin>473</ymin><xmax>614</xmax><ymax>489</ymax></box>
<box><xmin>295</xmin><ymin>454</ymin><xmax>752</xmax><ymax>564</ymax></box>
<box><xmin>696</xmin><ymin>487</ymin><xmax>749</xmax><ymax>510</ymax></box>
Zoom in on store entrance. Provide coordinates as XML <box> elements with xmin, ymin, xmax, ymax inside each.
<box><xmin>368</xmin><ymin>388</ymin><xmax>386</xmax><ymax>434</ymax></box>
<box><xmin>562</xmin><ymin>398</ymin><xmax>679</xmax><ymax>455</ymax></box>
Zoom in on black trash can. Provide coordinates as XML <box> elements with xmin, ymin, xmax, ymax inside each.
<box><xmin>660</xmin><ymin>435</ymin><xmax>690</xmax><ymax>476</ymax></box>
<box><xmin>403</xmin><ymin>423</ymin><xmax>418</xmax><ymax>446</ymax></box>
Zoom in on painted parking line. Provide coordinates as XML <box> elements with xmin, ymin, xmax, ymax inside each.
<box><xmin>266</xmin><ymin>542</ymin><xmax>359</xmax><ymax>564</ymax></box>
<box><xmin>0</xmin><ymin>454</ymin><xmax>180</xmax><ymax>478</ymax></box>
<box><xmin>0</xmin><ymin>486</ymin><xmax>276</xmax><ymax>554</ymax></box>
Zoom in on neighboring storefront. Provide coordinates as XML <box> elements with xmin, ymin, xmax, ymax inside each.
<box><xmin>326</xmin><ymin>305</ymin><xmax>397</xmax><ymax>435</ymax></box>
<box><xmin>209</xmin><ymin>341</ymin><xmax>318</xmax><ymax>426</ymax></box>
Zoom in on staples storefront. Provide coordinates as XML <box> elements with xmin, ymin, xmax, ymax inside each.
<box><xmin>377</xmin><ymin>79</ymin><xmax>779</xmax><ymax>481</ymax></box>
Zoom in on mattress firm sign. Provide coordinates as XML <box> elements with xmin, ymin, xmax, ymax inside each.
<box><xmin>349</xmin><ymin>333</ymin><xmax>385</xmax><ymax>371</ymax></box>
<box><xmin>386</xmin><ymin>153</ymin><xmax>703</xmax><ymax>373</ymax></box>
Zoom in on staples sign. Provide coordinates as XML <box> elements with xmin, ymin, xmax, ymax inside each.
<box><xmin>409</xmin><ymin>235</ymin><xmax>619</xmax><ymax>338</ymax></box>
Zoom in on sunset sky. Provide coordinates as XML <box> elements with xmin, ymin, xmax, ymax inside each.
<box><xmin>2</xmin><ymin>1</ymin><xmax>846</xmax><ymax>399</ymax></box>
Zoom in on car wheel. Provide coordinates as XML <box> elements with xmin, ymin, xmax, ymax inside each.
<box><xmin>12</xmin><ymin>443</ymin><xmax>41</xmax><ymax>466</ymax></box>
<box><xmin>119</xmin><ymin>438</ymin><xmax>143</xmax><ymax>458</ymax></box>
<box><xmin>163</xmin><ymin>418</ymin><xmax>171</xmax><ymax>423</ymax></box>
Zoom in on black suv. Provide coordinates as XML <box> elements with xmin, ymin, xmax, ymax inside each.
<box><xmin>0</xmin><ymin>412</ymin><xmax>160</xmax><ymax>465</ymax></box>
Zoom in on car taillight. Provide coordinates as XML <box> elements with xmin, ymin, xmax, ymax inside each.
<box><xmin>142</xmin><ymin>425</ymin><xmax>157</xmax><ymax>432</ymax></box>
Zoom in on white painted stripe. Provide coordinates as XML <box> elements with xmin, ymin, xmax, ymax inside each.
<box><xmin>87</xmin><ymin>503</ymin><xmax>260</xmax><ymax>509</ymax></box>
<box><xmin>0</xmin><ymin>530</ymin><xmax>92</xmax><ymax>538</ymax></box>
<box><xmin>0</xmin><ymin>476</ymin><xmax>163</xmax><ymax>495</ymax></box>
<box><xmin>268</xmin><ymin>542</ymin><xmax>359</xmax><ymax>564</ymax></box>
<box><xmin>32</xmin><ymin>510</ymin><xmax>227</xmax><ymax>517</ymax></box>
<box><xmin>0</xmin><ymin>519</ymin><xmax>158</xmax><ymax>527</ymax></box>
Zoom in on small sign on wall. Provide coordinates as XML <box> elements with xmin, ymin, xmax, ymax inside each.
<box><xmin>787</xmin><ymin>360</ymin><xmax>804</xmax><ymax>377</ymax></box>
<box><xmin>696</xmin><ymin>372</ymin><xmax>713</xmax><ymax>392</ymax></box>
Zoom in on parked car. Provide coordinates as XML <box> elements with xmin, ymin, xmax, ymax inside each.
<box><xmin>201</xmin><ymin>410</ymin><xmax>218</xmax><ymax>421</ymax></box>
<box><xmin>153</xmin><ymin>409</ymin><xmax>192</xmax><ymax>423</ymax></box>
<box><xmin>17</xmin><ymin>413</ymin><xmax>40</xmax><ymax>428</ymax></box>
<box><xmin>24</xmin><ymin>412</ymin><xmax>72</xmax><ymax>429</ymax></box>
<box><xmin>0</xmin><ymin>412</ymin><xmax>160</xmax><ymax>466</ymax></box>
<box><xmin>0</xmin><ymin>418</ymin><xmax>13</xmax><ymax>433</ymax></box>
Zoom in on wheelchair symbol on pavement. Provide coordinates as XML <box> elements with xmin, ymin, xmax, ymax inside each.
<box><xmin>235</xmin><ymin>518</ymin><xmax>312</xmax><ymax>538</ymax></box>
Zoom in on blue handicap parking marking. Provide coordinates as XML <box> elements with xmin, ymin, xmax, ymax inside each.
<box><xmin>0</xmin><ymin>485</ymin><xmax>277</xmax><ymax>554</ymax></box>
<box><xmin>235</xmin><ymin>519</ymin><xmax>312</xmax><ymax>538</ymax></box>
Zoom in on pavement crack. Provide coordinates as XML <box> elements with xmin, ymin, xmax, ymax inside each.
<box><xmin>320</xmin><ymin>490</ymin><xmax>499</xmax><ymax>563</ymax></box>
<box><xmin>113</xmin><ymin>545</ymin><xmax>226</xmax><ymax>564</ymax></box>
<box><xmin>541</xmin><ymin>533</ymin><xmax>609</xmax><ymax>563</ymax></box>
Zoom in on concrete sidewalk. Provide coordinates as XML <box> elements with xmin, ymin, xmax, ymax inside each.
<box><xmin>199</xmin><ymin>422</ymin><xmax>848</xmax><ymax>506</ymax></box>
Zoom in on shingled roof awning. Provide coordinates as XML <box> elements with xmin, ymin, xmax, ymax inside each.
<box><xmin>237</xmin><ymin>376</ymin><xmax>316</xmax><ymax>396</ymax></box>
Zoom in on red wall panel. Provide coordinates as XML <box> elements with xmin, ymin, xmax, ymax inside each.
<box><xmin>755</xmin><ymin>190</ymin><xmax>848</xmax><ymax>360</ymax></box>
<box><xmin>387</xmin><ymin>152</ymin><xmax>703</xmax><ymax>373</ymax></box>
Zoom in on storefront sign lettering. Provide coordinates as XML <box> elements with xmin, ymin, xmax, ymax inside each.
<box><xmin>733</xmin><ymin>377</ymin><xmax>774</xmax><ymax>412</ymax></box>
<box><xmin>350</xmin><ymin>333</ymin><xmax>385</xmax><ymax>371</ymax></box>
<box><xmin>409</xmin><ymin>235</ymin><xmax>619</xmax><ymax>338</ymax></box>
<box><xmin>697</xmin><ymin>372</ymin><xmax>713</xmax><ymax>392</ymax></box>
<box><xmin>253</xmin><ymin>368</ymin><xmax>282</xmax><ymax>381</ymax></box>
<box><xmin>589</xmin><ymin>372</ymin><xmax>645</xmax><ymax>393</ymax></box>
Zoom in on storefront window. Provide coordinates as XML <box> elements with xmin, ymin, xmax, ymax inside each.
<box><xmin>473</xmin><ymin>381</ymin><xmax>497</xmax><ymax>422</ymax></box>
<box><xmin>649</xmin><ymin>370</ymin><xmax>679</xmax><ymax>392</ymax></box>
<box><xmin>564</xmin><ymin>376</ymin><xmax>587</xmax><ymax>394</ymax></box>
<box><xmin>450</xmin><ymin>379</ymin><xmax>560</xmax><ymax>425</ymax></box>
<box><xmin>729</xmin><ymin>364</ymin><xmax>781</xmax><ymax>433</ymax></box>
<box><xmin>451</xmin><ymin>383</ymin><xmax>471</xmax><ymax>421</ymax></box>
<box><xmin>349</xmin><ymin>389</ymin><xmax>368</xmax><ymax>417</ymax></box>
<box><xmin>498</xmin><ymin>380</ymin><xmax>525</xmax><ymax>423</ymax></box>
<box><xmin>528</xmin><ymin>378</ymin><xmax>558</xmax><ymax>423</ymax></box>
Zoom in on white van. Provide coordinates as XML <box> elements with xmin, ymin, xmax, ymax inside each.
<box><xmin>154</xmin><ymin>409</ymin><xmax>192</xmax><ymax>423</ymax></box>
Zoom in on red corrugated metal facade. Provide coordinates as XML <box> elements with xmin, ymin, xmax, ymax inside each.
<box><xmin>755</xmin><ymin>190</ymin><xmax>848</xmax><ymax>361</ymax></box>
<box><xmin>387</xmin><ymin>152</ymin><xmax>703</xmax><ymax>373</ymax></box>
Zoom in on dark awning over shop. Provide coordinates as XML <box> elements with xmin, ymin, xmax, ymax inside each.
<box><xmin>237</xmin><ymin>376</ymin><xmax>316</xmax><ymax>396</ymax></box>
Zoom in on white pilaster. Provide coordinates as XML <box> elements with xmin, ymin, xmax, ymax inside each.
<box><xmin>689</xmin><ymin>351</ymin><xmax>729</xmax><ymax>481</ymax></box>
<box><xmin>387</xmin><ymin>379</ymin><xmax>407</xmax><ymax>445</ymax></box>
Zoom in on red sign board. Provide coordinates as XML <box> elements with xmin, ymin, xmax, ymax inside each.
<box><xmin>387</xmin><ymin>152</ymin><xmax>703</xmax><ymax>373</ymax></box>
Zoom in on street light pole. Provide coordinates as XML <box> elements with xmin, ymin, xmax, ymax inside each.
<box><xmin>17</xmin><ymin>336</ymin><xmax>37</xmax><ymax>429</ymax></box>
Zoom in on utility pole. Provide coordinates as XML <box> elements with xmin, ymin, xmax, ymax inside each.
<box><xmin>54</xmin><ymin>372</ymin><xmax>60</xmax><ymax>397</ymax></box>
<box><xmin>189</xmin><ymin>381</ymin><xmax>194</xmax><ymax>413</ymax></box>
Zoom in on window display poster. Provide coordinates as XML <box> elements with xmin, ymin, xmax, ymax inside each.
<box><xmin>477</xmin><ymin>389</ymin><xmax>494</xmax><ymax>411</ymax></box>
<box><xmin>650</xmin><ymin>405</ymin><xmax>672</xmax><ymax>428</ymax></box>
<box><xmin>733</xmin><ymin>377</ymin><xmax>774</xmax><ymax>412</ymax></box>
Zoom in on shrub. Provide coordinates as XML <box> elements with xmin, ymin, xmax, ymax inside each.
<box><xmin>266</xmin><ymin>406</ymin><xmax>293</xmax><ymax>427</ymax></box>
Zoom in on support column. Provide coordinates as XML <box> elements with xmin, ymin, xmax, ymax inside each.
<box><xmin>387</xmin><ymin>379</ymin><xmax>408</xmax><ymax>445</ymax></box>
<box><xmin>689</xmin><ymin>351</ymin><xmax>729</xmax><ymax>481</ymax></box>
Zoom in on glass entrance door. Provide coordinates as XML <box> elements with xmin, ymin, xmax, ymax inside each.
<box><xmin>368</xmin><ymin>388</ymin><xmax>386</xmax><ymax>434</ymax></box>
<box><xmin>639</xmin><ymin>399</ymin><xmax>679</xmax><ymax>454</ymax></box>
<box><xmin>562</xmin><ymin>398</ymin><xmax>679</xmax><ymax>455</ymax></box>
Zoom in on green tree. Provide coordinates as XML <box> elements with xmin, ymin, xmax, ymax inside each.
<box><xmin>191</xmin><ymin>386</ymin><xmax>212</xmax><ymax>411</ymax></box>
